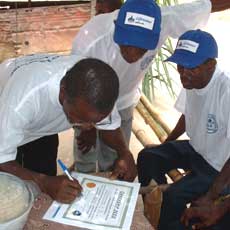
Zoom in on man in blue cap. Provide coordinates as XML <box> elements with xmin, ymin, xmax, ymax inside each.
<box><xmin>137</xmin><ymin>29</ymin><xmax>230</xmax><ymax>230</ymax></box>
<box><xmin>72</xmin><ymin>0</ymin><xmax>230</xmax><ymax>182</ymax></box>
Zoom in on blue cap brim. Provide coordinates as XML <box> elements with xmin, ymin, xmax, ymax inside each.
<box><xmin>165</xmin><ymin>52</ymin><xmax>208</xmax><ymax>69</ymax></box>
<box><xmin>114</xmin><ymin>23</ymin><xmax>159</xmax><ymax>50</ymax></box>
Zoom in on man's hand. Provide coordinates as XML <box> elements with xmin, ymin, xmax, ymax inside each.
<box><xmin>77</xmin><ymin>127</ymin><xmax>96</xmax><ymax>154</ymax></box>
<box><xmin>0</xmin><ymin>161</ymin><xmax>82</xmax><ymax>204</ymax></box>
<box><xmin>110</xmin><ymin>153</ymin><xmax>137</xmax><ymax>182</ymax></box>
<box><xmin>181</xmin><ymin>204</ymin><xmax>225</xmax><ymax>230</ymax></box>
<box><xmin>42</xmin><ymin>175</ymin><xmax>82</xmax><ymax>203</ymax></box>
<box><xmin>192</xmin><ymin>193</ymin><xmax>215</xmax><ymax>207</ymax></box>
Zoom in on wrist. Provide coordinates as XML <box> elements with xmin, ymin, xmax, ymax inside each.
<box><xmin>34</xmin><ymin>173</ymin><xmax>49</xmax><ymax>193</ymax></box>
<box><xmin>216</xmin><ymin>196</ymin><xmax>230</xmax><ymax>212</ymax></box>
<box><xmin>117</xmin><ymin>149</ymin><xmax>132</xmax><ymax>158</ymax></box>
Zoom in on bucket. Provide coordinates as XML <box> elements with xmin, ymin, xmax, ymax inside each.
<box><xmin>0</xmin><ymin>172</ymin><xmax>34</xmax><ymax>230</ymax></box>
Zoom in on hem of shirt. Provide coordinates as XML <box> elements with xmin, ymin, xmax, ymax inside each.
<box><xmin>0</xmin><ymin>155</ymin><xmax>16</xmax><ymax>164</ymax></box>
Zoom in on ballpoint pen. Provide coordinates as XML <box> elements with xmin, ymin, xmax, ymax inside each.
<box><xmin>57</xmin><ymin>159</ymin><xmax>74</xmax><ymax>181</ymax></box>
<box><xmin>58</xmin><ymin>159</ymin><xmax>83</xmax><ymax>198</ymax></box>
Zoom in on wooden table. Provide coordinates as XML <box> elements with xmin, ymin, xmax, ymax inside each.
<box><xmin>24</xmin><ymin>174</ymin><xmax>154</xmax><ymax>230</ymax></box>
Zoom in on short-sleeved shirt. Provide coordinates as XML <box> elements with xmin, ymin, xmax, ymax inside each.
<box><xmin>175</xmin><ymin>66</ymin><xmax>230</xmax><ymax>171</ymax></box>
<box><xmin>0</xmin><ymin>54</ymin><xmax>120</xmax><ymax>164</ymax></box>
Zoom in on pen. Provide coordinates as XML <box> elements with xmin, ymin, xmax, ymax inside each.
<box><xmin>57</xmin><ymin>159</ymin><xmax>74</xmax><ymax>181</ymax></box>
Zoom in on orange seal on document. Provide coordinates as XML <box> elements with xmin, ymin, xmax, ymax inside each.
<box><xmin>86</xmin><ymin>182</ymin><xmax>96</xmax><ymax>188</ymax></box>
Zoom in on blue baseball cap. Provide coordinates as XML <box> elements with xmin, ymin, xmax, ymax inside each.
<box><xmin>114</xmin><ymin>0</ymin><xmax>161</xmax><ymax>50</ymax></box>
<box><xmin>166</xmin><ymin>29</ymin><xmax>218</xmax><ymax>68</ymax></box>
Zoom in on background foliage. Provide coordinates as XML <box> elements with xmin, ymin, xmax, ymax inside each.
<box><xmin>142</xmin><ymin>0</ymin><xmax>178</xmax><ymax>102</ymax></box>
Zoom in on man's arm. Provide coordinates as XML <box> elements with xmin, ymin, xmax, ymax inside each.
<box><xmin>99</xmin><ymin>128</ymin><xmax>137</xmax><ymax>182</ymax></box>
<box><xmin>210</xmin><ymin>0</ymin><xmax>230</xmax><ymax>12</ymax></box>
<box><xmin>0</xmin><ymin>160</ymin><xmax>82</xmax><ymax>203</ymax></box>
<box><xmin>181</xmin><ymin>197</ymin><xmax>230</xmax><ymax>229</ymax></box>
<box><xmin>206</xmin><ymin>158</ymin><xmax>230</xmax><ymax>199</ymax></box>
<box><xmin>164</xmin><ymin>114</ymin><xmax>185</xmax><ymax>142</ymax></box>
<box><xmin>181</xmin><ymin>158</ymin><xmax>230</xmax><ymax>228</ymax></box>
<box><xmin>195</xmin><ymin>158</ymin><xmax>230</xmax><ymax>204</ymax></box>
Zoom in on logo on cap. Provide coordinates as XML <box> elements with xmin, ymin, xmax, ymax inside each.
<box><xmin>128</xmin><ymin>16</ymin><xmax>135</xmax><ymax>23</ymax></box>
<box><xmin>124</xmin><ymin>12</ymin><xmax>155</xmax><ymax>30</ymax></box>
<box><xmin>176</xmin><ymin>40</ymin><xmax>199</xmax><ymax>53</ymax></box>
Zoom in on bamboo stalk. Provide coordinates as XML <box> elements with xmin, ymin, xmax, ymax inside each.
<box><xmin>140</xmin><ymin>94</ymin><xmax>171</xmax><ymax>135</ymax></box>
<box><xmin>134</xmin><ymin>99</ymin><xmax>184</xmax><ymax>182</ymax></box>
<box><xmin>136</xmin><ymin>101</ymin><xmax>167</xmax><ymax>143</ymax></box>
<box><xmin>132</xmin><ymin>116</ymin><xmax>154</xmax><ymax>146</ymax></box>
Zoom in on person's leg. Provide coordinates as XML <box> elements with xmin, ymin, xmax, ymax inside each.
<box><xmin>16</xmin><ymin>134</ymin><xmax>59</xmax><ymax>176</ymax></box>
<box><xmin>74</xmin><ymin>106</ymin><xmax>134</xmax><ymax>172</ymax></box>
<box><xmin>158</xmin><ymin>153</ymin><xmax>219</xmax><ymax>230</ymax></box>
<box><xmin>137</xmin><ymin>140</ymin><xmax>192</xmax><ymax>186</ymax></box>
<box><xmin>73</xmin><ymin>128</ymin><xmax>98</xmax><ymax>173</ymax></box>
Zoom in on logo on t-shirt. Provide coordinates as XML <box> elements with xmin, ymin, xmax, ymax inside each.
<box><xmin>207</xmin><ymin>114</ymin><xmax>218</xmax><ymax>134</ymax></box>
<box><xmin>140</xmin><ymin>55</ymin><xmax>154</xmax><ymax>70</ymax></box>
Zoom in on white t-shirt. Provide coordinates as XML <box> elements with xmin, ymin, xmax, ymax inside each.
<box><xmin>72</xmin><ymin>0</ymin><xmax>211</xmax><ymax>128</ymax></box>
<box><xmin>175</xmin><ymin>66</ymin><xmax>230</xmax><ymax>172</ymax></box>
<box><xmin>0</xmin><ymin>54</ymin><xmax>120</xmax><ymax>164</ymax></box>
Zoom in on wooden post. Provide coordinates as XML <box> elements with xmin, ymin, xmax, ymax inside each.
<box><xmin>133</xmin><ymin>96</ymin><xmax>184</xmax><ymax>182</ymax></box>
<box><xmin>140</xmin><ymin>94</ymin><xmax>171</xmax><ymax>135</ymax></box>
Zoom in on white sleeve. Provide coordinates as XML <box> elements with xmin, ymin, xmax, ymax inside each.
<box><xmin>95</xmin><ymin>104</ymin><xmax>121</xmax><ymax>130</ymax></box>
<box><xmin>174</xmin><ymin>88</ymin><xmax>186</xmax><ymax>114</ymax></box>
<box><xmin>161</xmin><ymin>0</ymin><xmax>211</xmax><ymax>39</ymax></box>
<box><xmin>71</xmin><ymin>11</ymin><xmax>118</xmax><ymax>55</ymax></box>
<box><xmin>0</xmin><ymin>58</ymin><xmax>16</xmax><ymax>95</ymax></box>
<box><xmin>0</xmin><ymin>105</ymin><xmax>27</xmax><ymax>164</ymax></box>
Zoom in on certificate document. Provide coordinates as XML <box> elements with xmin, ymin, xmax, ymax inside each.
<box><xmin>43</xmin><ymin>172</ymin><xmax>140</xmax><ymax>230</ymax></box>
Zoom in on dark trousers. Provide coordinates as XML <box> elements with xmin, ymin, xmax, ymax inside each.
<box><xmin>137</xmin><ymin>140</ymin><xmax>229</xmax><ymax>230</ymax></box>
<box><xmin>16</xmin><ymin>134</ymin><xmax>59</xmax><ymax>176</ymax></box>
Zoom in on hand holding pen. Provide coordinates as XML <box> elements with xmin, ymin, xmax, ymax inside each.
<box><xmin>41</xmin><ymin>159</ymin><xmax>82</xmax><ymax>204</ymax></box>
<box><xmin>58</xmin><ymin>159</ymin><xmax>74</xmax><ymax>181</ymax></box>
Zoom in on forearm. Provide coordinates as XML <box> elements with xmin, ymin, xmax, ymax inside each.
<box><xmin>206</xmin><ymin>158</ymin><xmax>230</xmax><ymax>199</ymax></box>
<box><xmin>210</xmin><ymin>0</ymin><xmax>230</xmax><ymax>12</ymax></box>
<box><xmin>0</xmin><ymin>160</ymin><xmax>47</xmax><ymax>192</ymax></box>
<box><xmin>0</xmin><ymin>160</ymin><xmax>82</xmax><ymax>203</ymax></box>
<box><xmin>165</xmin><ymin>114</ymin><xmax>185</xmax><ymax>142</ymax></box>
<box><xmin>100</xmin><ymin>128</ymin><xmax>137</xmax><ymax>181</ymax></box>
<box><xmin>99</xmin><ymin>128</ymin><xmax>130</xmax><ymax>157</ymax></box>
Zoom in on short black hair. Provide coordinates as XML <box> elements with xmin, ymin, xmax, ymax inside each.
<box><xmin>97</xmin><ymin>0</ymin><xmax>122</xmax><ymax>10</ymax></box>
<box><xmin>61</xmin><ymin>58</ymin><xmax>119</xmax><ymax>113</ymax></box>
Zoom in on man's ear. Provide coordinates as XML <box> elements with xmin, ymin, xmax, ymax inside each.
<box><xmin>207</xmin><ymin>59</ymin><xmax>217</xmax><ymax>69</ymax></box>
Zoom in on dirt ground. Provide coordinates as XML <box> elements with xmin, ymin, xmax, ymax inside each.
<box><xmin>57</xmin><ymin>9</ymin><xmax>230</xmax><ymax>174</ymax></box>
